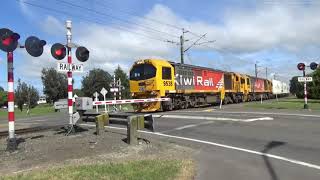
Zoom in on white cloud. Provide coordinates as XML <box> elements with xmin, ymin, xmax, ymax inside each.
<box><xmin>17</xmin><ymin>2</ymin><xmax>320</xmax><ymax>84</ymax></box>
<box><xmin>41</xmin><ymin>16</ymin><xmax>65</xmax><ymax>36</ymax></box>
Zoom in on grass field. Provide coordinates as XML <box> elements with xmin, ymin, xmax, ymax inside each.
<box><xmin>3</xmin><ymin>160</ymin><xmax>192</xmax><ymax>180</ymax></box>
<box><xmin>245</xmin><ymin>97</ymin><xmax>320</xmax><ymax>110</ymax></box>
<box><xmin>0</xmin><ymin>104</ymin><xmax>57</xmax><ymax>119</ymax></box>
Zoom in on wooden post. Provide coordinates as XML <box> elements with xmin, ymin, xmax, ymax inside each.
<box><xmin>95</xmin><ymin>113</ymin><xmax>108</xmax><ymax>135</ymax></box>
<box><xmin>127</xmin><ymin>116</ymin><xmax>138</xmax><ymax>145</ymax></box>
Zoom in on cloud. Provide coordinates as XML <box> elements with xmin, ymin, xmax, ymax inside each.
<box><xmin>17</xmin><ymin>2</ymin><xmax>320</xmax><ymax>85</ymax></box>
<box><xmin>41</xmin><ymin>16</ymin><xmax>65</xmax><ymax>36</ymax></box>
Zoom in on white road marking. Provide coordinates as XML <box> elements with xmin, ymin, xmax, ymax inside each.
<box><xmin>80</xmin><ymin>123</ymin><xmax>320</xmax><ymax>171</ymax></box>
<box><xmin>243</xmin><ymin>117</ymin><xmax>274</xmax><ymax>122</ymax></box>
<box><xmin>152</xmin><ymin>114</ymin><xmax>273</xmax><ymax>122</ymax></box>
<box><xmin>195</xmin><ymin>110</ymin><xmax>320</xmax><ymax>118</ymax></box>
<box><xmin>160</xmin><ymin>121</ymin><xmax>214</xmax><ymax>133</ymax></box>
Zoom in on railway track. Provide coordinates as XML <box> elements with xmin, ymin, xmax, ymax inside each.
<box><xmin>0</xmin><ymin>125</ymin><xmax>63</xmax><ymax>138</ymax></box>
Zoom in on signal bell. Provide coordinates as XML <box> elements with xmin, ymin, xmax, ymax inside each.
<box><xmin>310</xmin><ymin>62</ymin><xmax>318</xmax><ymax>70</ymax></box>
<box><xmin>25</xmin><ymin>36</ymin><xmax>46</xmax><ymax>57</ymax></box>
<box><xmin>76</xmin><ymin>46</ymin><xmax>89</xmax><ymax>62</ymax></box>
<box><xmin>297</xmin><ymin>63</ymin><xmax>305</xmax><ymax>71</ymax></box>
<box><xmin>51</xmin><ymin>43</ymin><xmax>66</xmax><ymax>60</ymax></box>
<box><xmin>0</xmin><ymin>28</ymin><xmax>20</xmax><ymax>52</ymax></box>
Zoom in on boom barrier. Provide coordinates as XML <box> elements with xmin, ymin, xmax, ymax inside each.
<box><xmin>93</xmin><ymin>98</ymin><xmax>170</xmax><ymax>105</ymax></box>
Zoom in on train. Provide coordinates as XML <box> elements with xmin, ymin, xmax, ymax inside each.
<box><xmin>129</xmin><ymin>59</ymin><xmax>289</xmax><ymax>112</ymax></box>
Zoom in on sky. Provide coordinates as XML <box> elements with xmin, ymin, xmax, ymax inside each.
<box><xmin>1</xmin><ymin>0</ymin><xmax>320</xmax><ymax>94</ymax></box>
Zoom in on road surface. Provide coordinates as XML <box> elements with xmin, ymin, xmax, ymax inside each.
<box><xmin>1</xmin><ymin>105</ymin><xmax>320</xmax><ymax>179</ymax></box>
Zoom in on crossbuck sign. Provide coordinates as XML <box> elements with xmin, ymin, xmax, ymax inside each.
<box><xmin>57</xmin><ymin>62</ymin><xmax>84</xmax><ymax>73</ymax></box>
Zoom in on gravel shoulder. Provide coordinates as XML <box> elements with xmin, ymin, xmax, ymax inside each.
<box><xmin>0</xmin><ymin>126</ymin><xmax>195</xmax><ymax>178</ymax></box>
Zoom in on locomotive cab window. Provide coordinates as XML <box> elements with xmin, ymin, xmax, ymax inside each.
<box><xmin>247</xmin><ymin>78</ymin><xmax>250</xmax><ymax>85</ymax></box>
<box><xmin>130</xmin><ymin>64</ymin><xmax>156</xmax><ymax>81</ymax></box>
<box><xmin>162</xmin><ymin>67</ymin><xmax>172</xmax><ymax>80</ymax></box>
<box><xmin>241</xmin><ymin>78</ymin><xmax>245</xmax><ymax>84</ymax></box>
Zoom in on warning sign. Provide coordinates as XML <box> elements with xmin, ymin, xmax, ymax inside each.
<box><xmin>57</xmin><ymin>62</ymin><xmax>83</xmax><ymax>73</ymax></box>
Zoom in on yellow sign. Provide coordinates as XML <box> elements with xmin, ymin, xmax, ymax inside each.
<box><xmin>220</xmin><ymin>89</ymin><xmax>225</xmax><ymax>100</ymax></box>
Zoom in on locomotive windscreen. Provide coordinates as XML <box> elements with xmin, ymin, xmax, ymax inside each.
<box><xmin>130</xmin><ymin>64</ymin><xmax>156</xmax><ymax>81</ymax></box>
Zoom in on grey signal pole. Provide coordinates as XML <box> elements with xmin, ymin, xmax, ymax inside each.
<box><xmin>180</xmin><ymin>29</ymin><xmax>185</xmax><ymax>64</ymax></box>
<box><xmin>180</xmin><ymin>35</ymin><xmax>184</xmax><ymax>64</ymax></box>
<box><xmin>266</xmin><ymin>67</ymin><xmax>268</xmax><ymax>80</ymax></box>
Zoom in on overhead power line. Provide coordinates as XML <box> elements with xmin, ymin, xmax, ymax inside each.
<box><xmin>17</xmin><ymin>0</ymin><xmax>174</xmax><ymax>43</ymax></box>
<box><xmin>54</xmin><ymin>0</ymin><xmax>179</xmax><ymax>39</ymax></box>
<box><xmin>84</xmin><ymin>0</ymin><xmax>183</xmax><ymax>31</ymax></box>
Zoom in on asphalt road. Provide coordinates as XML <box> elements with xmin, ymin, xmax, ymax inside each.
<box><xmin>1</xmin><ymin>105</ymin><xmax>320</xmax><ymax>179</ymax></box>
<box><xmin>150</xmin><ymin>108</ymin><xmax>320</xmax><ymax>180</ymax></box>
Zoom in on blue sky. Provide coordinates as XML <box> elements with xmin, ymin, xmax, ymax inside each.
<box><xmin>1</xmin><ymin>0</ymin><xmax>320</xmax><ymax>94</ymax></box>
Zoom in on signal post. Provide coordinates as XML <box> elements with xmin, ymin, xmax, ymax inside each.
<box><xmin>297</xmin><ymin>62</ymin><xmax>319</xmax><ymax>109</ymax></box>
<box><xmin>0</xmin><ymin>28</ymin><xmax>46</xmax><ymax>151</ymax></box>
<box><xmin>51</xmin><ymin>20</ymin><xmax>89</xmax><ymax>134</ymax></box>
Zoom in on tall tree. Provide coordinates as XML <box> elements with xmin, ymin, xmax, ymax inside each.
<box><xmin>15</xmin><ymin>80</ymin><xmax>29</xmax><ymax>111</ymax></box>
<box><xmin>81</xmin><ymin>68</ymin><xmax>112</xmax><ymax>98</ymax></box>
<box><xmin>114</xmin><ymin>65</ymin><xmax>130</xmax><ymax>98</ymax></box>
<box><xmin>26</xmin><ymin>85</ymin><xmax>40</xmax><ymax>111</ymax></box>
<box><xmin>0</xmin><ymin>86</ymin><xmax>4</xmax><ymax>92</ymax></box>
<box><xmin>41</xmin><ymin>68</ymin><xmax>68</xmax><ymax>103</ymax></box>
<box><xmin>15</xmin><ymin>80</ymin><xmax>39</xmax><ymax>112</ymax></box>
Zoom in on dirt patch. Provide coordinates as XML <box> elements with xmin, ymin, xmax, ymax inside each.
<box><xmin>0</xmin><ymin>126</ymin><xmax>195</xmax><ymax>178</ymax></box>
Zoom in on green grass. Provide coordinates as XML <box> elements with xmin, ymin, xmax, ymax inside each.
<box><xmin>245</xmin><ymin>97</ymin><xmax>320</xmax><ymax>110</ymax></box>
<box><xmin>2</xmin><ymin>160</ymin><xmax>185</xmax><ymax>180</ymax></box>
<box><xmin>0</xmin><ymin>104</ymin><xmax>57</xmax><ymax>119</ymax></box>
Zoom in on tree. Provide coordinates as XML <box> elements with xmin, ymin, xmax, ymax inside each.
<box><xmin>0</xmin><ymin>91</ymin><xmax>7</xmax><ymax>107</ymax></box>
<box><xmin>81</xmin><ymin>68</ymin><xmax>112</xmax><ymax>98</ymax></box>
<box><xmin>73</xmin><ymin>89</ymin><xmax>84</xmax><ymax>97</ymax></box>
<box><xmin>41</xmin><ymin>68</ymin><xmax>68</xmax><ymax>103</ymax></box>
<box><xmin>290</xmin><ymin>76</ymin><xmax>304</xmax><ymax>98</ymax></box>
<box><xmin>15</xmin><ymin>80</ymin><xmax>39</xmax><ymax>112</ymax></box>
<box><xmin>26</xmin><ymin>85</ymin><xmax>39</xmax><ymax>110</ymax></box>
<box><xmin>114</xmin><ymin>65</ymin><xmax>130</xmax><ymax>98</ymax></box>
<box><xmin>0</xmin><ymin>86</ymin><xmax>4</xmax><ymax>92</ymax></box>
<box><xmin>15</xmin><ymin>80</ymin><xmax>28</xmax><ymax>111</ymax></box>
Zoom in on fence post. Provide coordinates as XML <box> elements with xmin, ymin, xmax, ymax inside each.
<box><xmin>127</xmin><ymin>116</ymin><xmax>138</xmax><ymax>145</ymax></box>
<box><xmin>95</xmin><ymin>113</ymin><xmax>108</xmax><ymax>135</ymax></box>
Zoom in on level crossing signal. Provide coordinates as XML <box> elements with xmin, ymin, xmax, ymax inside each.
<box><xmin>25</xmin><ymin>36</ymin><xmax>46</xmax><ymax>57</ymax></box>
<box><xmin>310</xmin><ymin>62</ymin><xmax>318</xmax><ymax>70</ymax></box>
<box><xmin>0</xmin><ymin>28</ymin><xmax>20</xmax><ymax>52</ymax></box>
<box><xmin>51</xmin><ymin>43</ymin><xmax>89</xmax><ymax>62</ymax></box>
<box><xmin>297</xmin><ymin>63</ymin><xmax>305</xmax><ymax>71</ymax></box>
<box><xmin>75</xmin><ymin>46</ymin><xmax>89</xmax><ymax>62</ymax></box>
<box><xmin>51</xmin><ymin>43</ymin><xmax>67</xmax><ymax>60</ymax></box>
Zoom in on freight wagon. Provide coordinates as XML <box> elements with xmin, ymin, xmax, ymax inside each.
<box><xmin>129</xmin><ymin>59</ymin><xmax>288</xmax><ymax>112</ymax></box>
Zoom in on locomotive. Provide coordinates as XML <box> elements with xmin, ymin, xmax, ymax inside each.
<box><xmin>129</xmin><ymin>59</ymin><xmax>289</xmax><ymax>112</ymax></box>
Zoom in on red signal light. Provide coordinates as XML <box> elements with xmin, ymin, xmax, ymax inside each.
<box><xmin>0</xmin><ymin>28</ymin><xmax>20</xmax><ymax>52</ymax></box>
<box><xmin>51</xmin><ymin>43</ymin><xmax>66</xmax><ymax>60</ymax></box>
<box><xmin>2</xmin><ymin>37</ymin><xmax>13</xmax><ymax>46</ymax></box>
<box><xmin>297</xmin><ymin>63</ymin><xmax>305</xmax><ymax>71</ymax></box>
<box><xmin>55</xmin><ymin>49</ymin><xmax>62</xmax><ymax>56</ymax></box>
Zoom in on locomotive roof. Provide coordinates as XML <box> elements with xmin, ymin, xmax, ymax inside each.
<box><xmin>169</xmin><ymin>61</ymin><xmax>225</xmax><ymax>73</ymax></box>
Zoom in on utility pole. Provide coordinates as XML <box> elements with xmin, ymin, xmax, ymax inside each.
<box><xmin>265</xmin><ymin>67</ymin><xmax>268</xmax><ymax>80</ymax></box>
<box><xmin>180</xmin><ymin>28</ymin><xmax>188</xmax><ymax>64</ymax></box>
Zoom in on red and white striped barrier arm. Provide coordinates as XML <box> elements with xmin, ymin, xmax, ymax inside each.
<box><xmin>7</xmin><ymin>52</ymin><xmax>15</xmax><ymax>139</ymax></box>
<box><xmin>93</xmin><ymin>98</ymin><xmax>171</xmax><ymax>105</ymax></box>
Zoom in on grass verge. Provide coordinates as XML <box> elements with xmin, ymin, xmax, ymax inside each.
<box><xmin>3</xmin><ymin>160</ymin><xmax>192</xmax><ymax>180</ymax></box>
<box><xmin>0</xmin><ymin>104</ymin><xmax>57</xmax><ymax>119</ymax></box>
<box><xmin>244</xmin><ymin>97</ymin><xmax>320</xmax><ymax>110</ymax></box>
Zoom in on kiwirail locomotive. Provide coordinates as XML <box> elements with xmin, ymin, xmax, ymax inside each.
<box><xmin>129</xmin><ymin>59</ymin><xmax>289</xmax><ymax>112</ymax></box>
